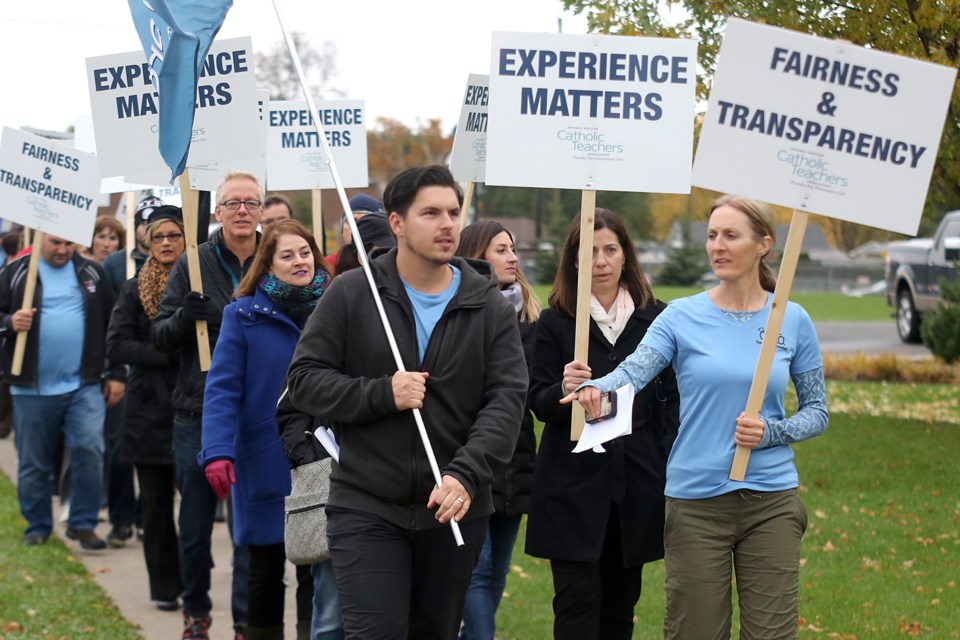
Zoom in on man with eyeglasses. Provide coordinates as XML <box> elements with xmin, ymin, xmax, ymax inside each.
<box><xmin>151</xmin><ymin>171</ymin><xmax>262</xmax><ymax>640</ymax></box>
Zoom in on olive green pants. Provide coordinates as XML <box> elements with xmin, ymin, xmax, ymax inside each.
<box><xmin>663</xmin><ymin>489</ymin><xmax>808</xmax><ymax>640</ymax></box>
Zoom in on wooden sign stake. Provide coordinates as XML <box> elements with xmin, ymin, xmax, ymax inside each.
<box><xmin>125</xmin><ymin>191</ymin><xmax>137</xmax><ymax>279</ymax></box>
<box><xmin>729</xmin><ymin>209</ymin><xmax>809</xmax><ymax>480</ymax></box>
<box><xmin>570</xmin><ymin>190</ymin><xmax>597</xmax><ymax>441</ymax></box>
<box><xmin>178</xmin><ymin>170</ymin><xmax>212</xmax><ymax>372</ymax></box>
<box><xmin>311</xmin><ymin>189</ymin><xmax>326</xmax><ymax>255</ymax></box>
<box><xmin>460</xmin><ymin>181</ymin><xmax>475</xmax><ymax>230</ymax></box>
<box><xmin>11</xmin><ymin>230</ymin><xmax>44</xmax><ymax>376</ymax></box>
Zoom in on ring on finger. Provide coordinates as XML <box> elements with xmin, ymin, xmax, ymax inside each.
<box><xmin>456</xmin><ymin>497</ymin><xmax>465</xmax><ymax>505</ymax></box>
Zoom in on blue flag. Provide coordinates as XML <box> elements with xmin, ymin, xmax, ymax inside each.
<box><xmin>128</xmin><ymin>0</ymin><xmax>233</xmax><ymax>181</ymax></box>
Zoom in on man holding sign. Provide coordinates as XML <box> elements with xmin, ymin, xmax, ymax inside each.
<box><xmin>0</xmin><ymin>235</ymin><xmax>119</xmax><ymax>549</ymax></box>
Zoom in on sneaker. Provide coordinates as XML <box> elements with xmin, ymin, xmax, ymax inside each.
<box><xmin>182</xmin><ymin>615</ymin><xmax>211</xmax><ymax>640</ymax></box>
<box><xmin>107</xmin><ymin>524</ymin><xmax>133</xmax><ymax>548</ymax></box>
<box><xmin>153</xmin><ymin>598</ymin><xmax>180</xmax><ymax>611</ymax></box>
<box><xmin>23</xmin><ymin>533</ymin><xmax>49</xmax><ymax>546</ymax></box>
<box><xmin>233</xmin><ymin>626</ymin><xmax>245</xmax><ymax>640</ymax></box>
<box><xmin>65</xmin><ymin>527</ymin><xmax>107</xmax><ymax>550</ymax></box>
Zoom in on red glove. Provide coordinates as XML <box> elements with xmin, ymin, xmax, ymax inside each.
<box><xmin>204</xmin><ymin>459</ymin><xmax>236</xmax><ymax>499</ymax></box>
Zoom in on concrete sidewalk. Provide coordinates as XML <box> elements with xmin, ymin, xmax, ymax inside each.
<box><xmin>0</xmin><ymin>436</ymin><xmax>299</xmax><ymax>640</ymax></box>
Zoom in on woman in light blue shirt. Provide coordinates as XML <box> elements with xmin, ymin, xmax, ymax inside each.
<box><xmin>563</xmin><ymin>195</ymin><xmax>828</xmax><ymax>639</ymax></box>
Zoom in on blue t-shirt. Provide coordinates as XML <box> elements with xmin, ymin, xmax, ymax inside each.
<box><xmin>641</xmin><ymin>292</ymin><xmax>821</xmax><ymax>499</ymax></box>
<box><xmin>12</xmin><ymin>259</ymin><xmax>85</xmax><ymax>396</ymax></box>
<box><xmin>402</xmin><ymin>266</ymin><xmax>461</xmax><ymax>364</ymax></box>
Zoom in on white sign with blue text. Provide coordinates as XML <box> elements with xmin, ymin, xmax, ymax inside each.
<box><xmin>0</xmin><ymin>127</ymin><xmax>100</xmax><ymax>245</ymax></box>
<box><xmin>449</xmin><ymin>74</ymin><xmax>489</xmax><ymax>183</ymax></box>
<box><xmin>86</xmin><ymin>37</ymin><xmax>261</xmax><ymax>182</ymax></box>
<box><xmin>692</xmin><ymin>19</ymin><xmax>957</xmax><ymax>236</ymax></box>
<box><xmin>265</xmin><ymin>100</ymin><xmax>368</xmax><ymax>190</ymax></box>
<box><xmin>486</xmin><ymin>31</ymin><xmax>697</xmax><ymax>192</ymax></box>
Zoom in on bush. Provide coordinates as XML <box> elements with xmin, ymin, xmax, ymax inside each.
<box><xmin>822</xmin><ymin>353</ymin><xmax>960</xmax><ymax>383</ymax></box>
<box><xmin>920</xmin><ymin>266</ymin><xmax>960</xmax><ymax>364</ymax></box>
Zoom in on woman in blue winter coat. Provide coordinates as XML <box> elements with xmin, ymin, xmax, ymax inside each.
<box><xmin>199</xmin><ymin>219</ymin><xmax>332</xmax><ymax>640</ymax></box>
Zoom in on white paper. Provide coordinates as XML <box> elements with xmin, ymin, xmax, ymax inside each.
<box><xmin>572</xmin><ymin>384</ymin><xmax>635</xmax><ymax>453</ymax></box>
<box><xmin>313</xmin><ymin>426</ymin><xmax>340</xmax><ymax>463</ymax></box>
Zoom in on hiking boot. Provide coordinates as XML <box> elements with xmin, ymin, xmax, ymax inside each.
<box><xmin>23</xmin><ymin>533</ymin><xmax>49</xmax><ymax>545</ymax></box>
<box><xmin>182</xmin><ymin>614</ymin><xmax>211</xmax><ymax>640</ymax></box>
<box><xmin>107</xmin><ymin>523</ymin><xmax>133</xmax><ymax>548</ymax></box>
<box><xmin>65</xmin><ymin>527</ymin><xmax>107</xmax><ymax>550</ymax></box>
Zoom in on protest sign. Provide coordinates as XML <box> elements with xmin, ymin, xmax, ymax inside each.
<box><xmin>450</xmin><ymin>74</ymin><xmax>489</xmax><ymax>227</ymax></box>
<box><xmin>487</xmin><ymin>31</ymin><xmax>697</xmax><ymax>193</ymax></box>
<box><xmin>693</xmin><ymin>18</ymin><xmax>956</xmax><ymax>236</ymax></box>
<box><xmin>0</xmin><ymin>127</ymin><xmax>100</xmax><ymax>245</ymax></box>
<box><xmin>86</xmin><ymin>37</ymin><xmax>261</xmax><ymax>182</ymax></box>
<box><xmin>265</xmin><ymin>100</ymin><xmax>368</xmax><ymax>190</ymax></box>
<box><xmin>691</xmin><ymin>18</ymin><xmax>956</xmax><ymax>479</ymax></box>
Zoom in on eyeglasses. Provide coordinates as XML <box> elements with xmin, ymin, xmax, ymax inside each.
<box><xmin>220</xmin><ymin>199</ymin><xmax>262</xmax><ymax>211</ymax></box>
<box><xmin>151</xmin><ymin>232</ymin><xmax>184</xmax><ymax>244</ymax></box>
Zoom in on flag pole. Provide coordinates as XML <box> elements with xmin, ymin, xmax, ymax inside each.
<box><xmin>270</xmin><ymin>0</ymin><xmax>464</xmax><ymax>546</ymax></box>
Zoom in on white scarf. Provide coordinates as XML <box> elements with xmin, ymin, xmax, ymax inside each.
<box><xmin>500</xmin><ymin>283</ymin><xmax>524</xmax><ymax>314</ymax></box>
<box><xmin>590</xmin><ymin>287</ymin><xmax>635</xmax><ymax>345</ymax></box>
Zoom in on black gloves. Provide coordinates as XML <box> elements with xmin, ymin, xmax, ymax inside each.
<box><xmin>182</xmin><ymin>291</ymin><xmax>217</xmax><ymax>323</ymax></box>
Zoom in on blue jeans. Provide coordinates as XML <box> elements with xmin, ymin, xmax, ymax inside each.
<box><xmin>459</xmin><ymin>513</ymin><xmax>522</xmax><ymax>640</ymax></box>
<box><xmin>311</xmin><ymin>559</ymin><xmax>344</xmax><ymax>640</ymax></box>
<box><xmin>13</xmin><ymin>385</ymin><xmax>105</xmax><ymax>536</ymax></box>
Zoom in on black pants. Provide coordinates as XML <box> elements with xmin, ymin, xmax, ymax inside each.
<box><xmin>104</xmin><ymin>399</ymin><xmax>136</xmax><ymax>526</ymax></box>
<box><xmin>327</xmin><ymin>507</ymin><xmax>487</xmax><ymax>640</ymax></box>
<box><xmin>550</xmin><ymin>507</ymin><xmax>645</xmax><ymax>640</ymax></box>
<box><xmin>248</xmin><ymin>544</ymin><xmax>287</xmax><ymax>628</ymax></box>
<box><xmin>136</xmin><ymin>463</ymin><xmax>182</xmax><ymax>601</ymax></box>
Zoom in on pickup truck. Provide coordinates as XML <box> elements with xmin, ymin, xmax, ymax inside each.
<box><xmin>885</xmin><ymin>211</ymin><xmax>960</xmax><ymax>342</ymax></box>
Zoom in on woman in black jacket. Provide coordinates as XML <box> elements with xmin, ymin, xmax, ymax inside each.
<box><xmin>525</xmin><ymin>209</ymin><xmax>680</xmax><ymax>640</ymax></box>
<box><xmin>455</xmin><ymin>221</ymin><xmax>540</xmax><ymax>640</ymax></box>
<box><xmin>105</xmin><ymin>206</ymin><xmax>185</xmax><ymax>611</ymax></box>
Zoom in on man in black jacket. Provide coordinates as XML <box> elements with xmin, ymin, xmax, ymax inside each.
<box><xmin>0</xmin><ymin>235</ymin><xmax>120</xmax><ymax>549</ymax></box>
<box><xmin>284</xmin><ymin>165</ymin><xmax>528</xmax><ymax>639</ymax></box>
<box><xmin>151</xmin><ymin>171</ymin><xmax>260</xmax><ymax>640</ymax></box>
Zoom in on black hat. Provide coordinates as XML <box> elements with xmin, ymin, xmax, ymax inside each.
<box><xmin>147</xmin><ymin>205</ymin><xmax>184</xmax><ymax>228</ymax></box>
<box><xmin>354</xmin><ymin>212</ymin><xmax>395</xmax><ymax>249</ymax></box>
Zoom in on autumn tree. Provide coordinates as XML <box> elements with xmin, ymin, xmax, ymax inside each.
<box><xmin>366</xmin><ymin>118</ymin><xmax>454</xmax><ymax>191</ymax></box>
<box><xmin>562</xmin><ymin>0</ymin><xmax>960</xmax><ymax>236</ymax></box>
<box><xmin>255</xmin><ymin>32</ymin><xmax>343</xmax><ymax>101</ymax></box>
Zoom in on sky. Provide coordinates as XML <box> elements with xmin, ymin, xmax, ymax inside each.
<box><xmin>0</xmin><ymin>0</ymin><xmax>588</xmax><ymax>135</ymax></box>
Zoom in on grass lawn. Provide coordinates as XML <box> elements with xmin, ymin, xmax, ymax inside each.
<box><xmin>495</xmin><ymin>381</ymin><xmax>959</xmax><ymax>638</ymax></box>
<box><xmin>0</xmin><ymin>474</ymin><xmax>142</xmax><ymax>639</ymax></box>
<box><xmin>532</xmin><ymin>285</ymin><xmax>893</xmax><ymax>323</ymax></box>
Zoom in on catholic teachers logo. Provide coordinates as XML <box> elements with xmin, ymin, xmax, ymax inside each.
<box><xmin>757</xmin><ymin>327</ymin><xmax>788</xmax><ymax>351</ymax></box>
<box><xmin>777</xmin><ymin>148</ymin><xmax>848</xmax><ymax>193</ymax></box>
<box><xmin>557</xmin><ymin>126</ymin><xmax>625</xmax><ymax>162</ymax></box>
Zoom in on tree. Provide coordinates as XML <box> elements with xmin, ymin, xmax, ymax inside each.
<box><xmin>562</xmin><ymin>0</ymin><xmax>960</xmax><ymax>235</ymax></box>
<box><xmin>366</xmin><ymin>118</ymin><xmax>454</xmax><ymax>191</ymax></box>
<box><xmin>920</xmin><ymin>266</ymin><xmax>960</xmax><ymax>364</ymax></box>
<box><xmin>255</xmin><ymin>32</ymin><xmax>343</xmax><ymax>101</ymax></box>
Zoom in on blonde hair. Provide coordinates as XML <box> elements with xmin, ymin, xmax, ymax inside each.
<box><xmin>216</xmin><ymin>170</ymin><xmax>264</xmax><ymax>204</ymax></box>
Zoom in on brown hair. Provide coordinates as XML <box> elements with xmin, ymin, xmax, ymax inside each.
<box><xmin>456</xmin><ymin>220</ymin><xmax>541</xmax><ymax>322</ymax></box>
<box><xmin>709</xmin><ymin>194</ymin><xmax>777</xmax><ymax>293</ymax></box>
<box><xmin>548</xmin><ymin>208</ymin><xmax>653</xmax><ymax>317</ymax></box>
<box><xmin>92</xmin><ymin>215</ymin><xmax>126</xmax><ymax>250</ymax></box>
<box><xmin>234</xmin><ymin>219</ymin><xmax>331</xmax><ymax>298</ymax></box>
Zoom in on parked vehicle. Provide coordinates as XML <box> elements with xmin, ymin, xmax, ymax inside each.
<box><xmin>885</xmin><ymin>211</ymin><xmax>960</xmax><ymax>343</ymax></box>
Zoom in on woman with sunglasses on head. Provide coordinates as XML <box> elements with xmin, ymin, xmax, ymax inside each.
<box><xmin>198</xmin><ymin>220</ymin><xmax>335</xmax><ymax>640</ymax></box>
<box><xmin>454</xmin><ymin>221</ymin><xmax>541</xmax><ymax>640</ymax></box>
<box><xmin>563</xmin><ymin>195</ymin><xmax>829</xmax><ymax>639</ymax></box>
<box><xmin>526</xmin><ymin>208</ymin><xmax>680</xmax><ymax>640</ymax></box>
<box><xmin>106</xmin><ymin>206</ymin><xmax>187</xmax><ymax>611</ymax></box>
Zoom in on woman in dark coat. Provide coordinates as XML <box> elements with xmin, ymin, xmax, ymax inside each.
<box><xmin>455</xmin><ymin>221</ymin><xmax>540</xmax><ymax>640</ymax></box>
<box><xmin>105</xmin><ymin>205</ymin><xmax>186</xmax><ymax>611</ymax></box>
<box><xmin>525</xmin><ymin>209</ymin><xmax>680</xmax><ymax>640</ymax></box>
